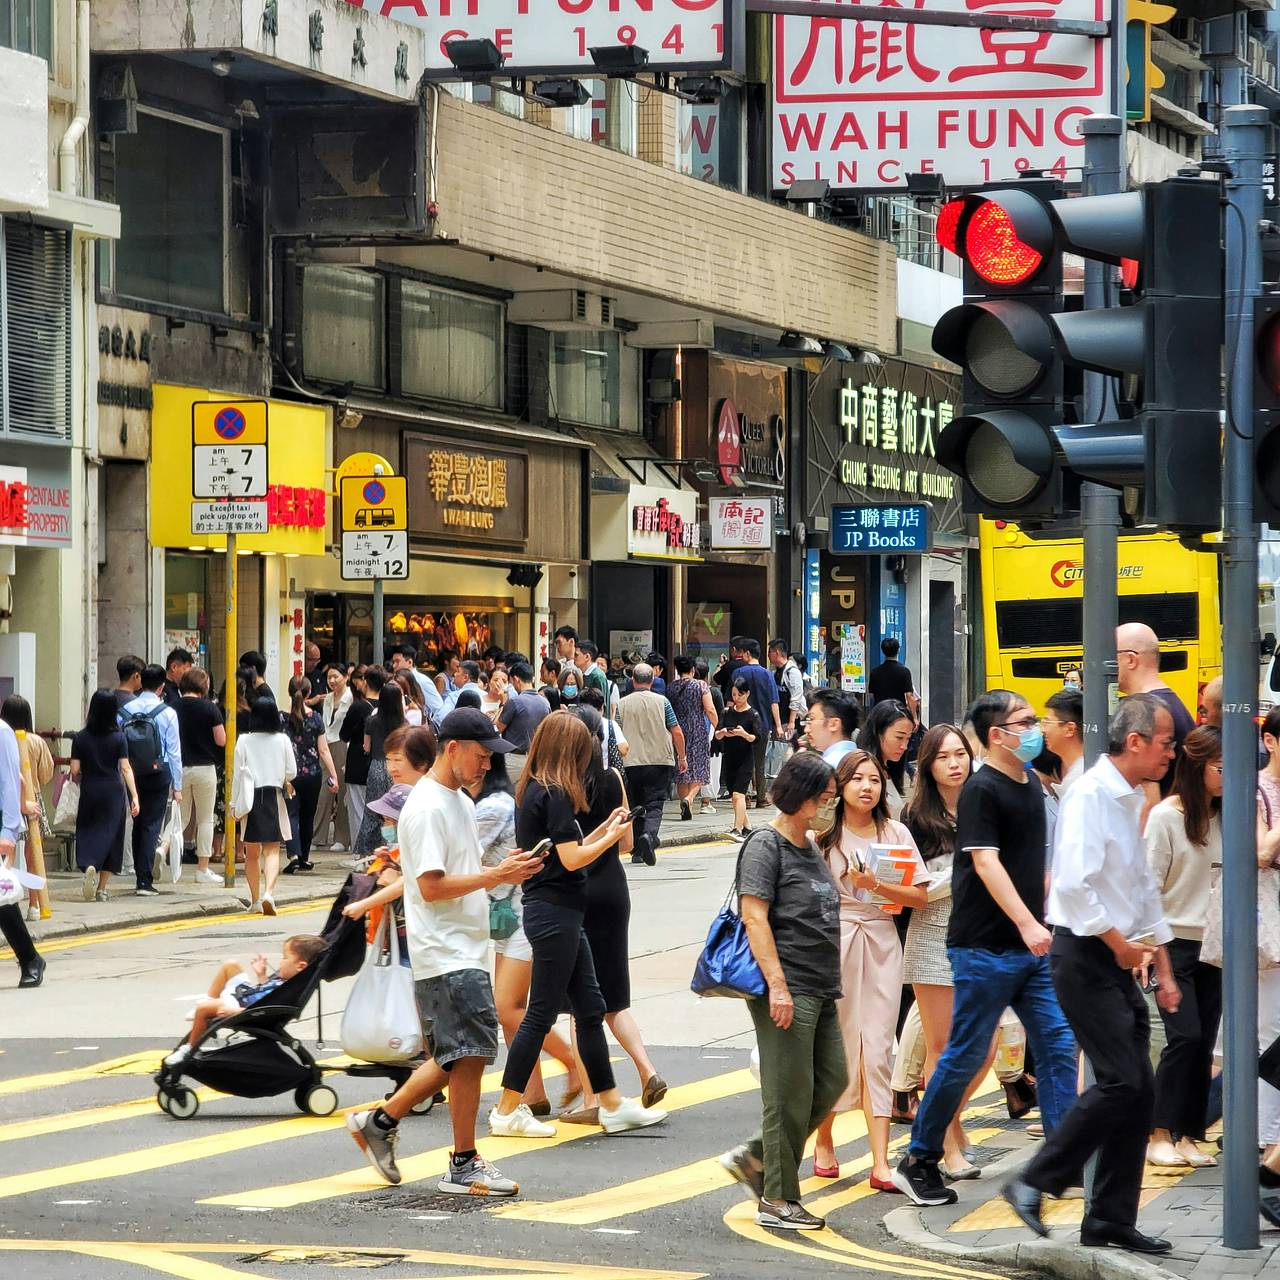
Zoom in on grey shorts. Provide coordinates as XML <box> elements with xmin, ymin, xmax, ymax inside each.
<box><xmin>414</xmin><ymin>969</ymin><xmax>500</xmax><ymax>1069</ymax></box>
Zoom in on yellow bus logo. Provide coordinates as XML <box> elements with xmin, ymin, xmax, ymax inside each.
<box><xmin>1050</xmin><ymin>560</ymin><xmax>1085</xmax><ymax>588</ymax></box>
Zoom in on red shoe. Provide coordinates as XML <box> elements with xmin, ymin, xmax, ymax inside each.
<box><xmin>870</xmin><ymin>1175</ymin><xmax>902</xmax><ymax>1193</ymax></box>
<box><xmin>813</xmin><ymin>1160</ymin><xmax>840</xmax><ymax>1179</ymax></box>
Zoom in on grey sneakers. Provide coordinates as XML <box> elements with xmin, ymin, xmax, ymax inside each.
<box><xmin>438</xmin><ymin>1153</ymin><xmax>518</xmax><ymax>1197</ymax></box>
<box><xmin>346</xmin><ymin>1110</ymin><xmax>402</xmax><ymax>1185</ymax></box>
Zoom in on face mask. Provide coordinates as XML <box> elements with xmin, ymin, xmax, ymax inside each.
<box><xmin>812</xmin><ymin>797</ymin><xmax>838</xmax><ymax>835</ymax></box>
<box><xmin>380</xmin><ymin>824</ymin><xmax>397</xmax><ymax>845</ymax></box>
<box><xmin>1063</xmin><ymin>679</ymin><xmax>1080</xmax><ymax>690</ymax></box>
<box><xmin>562</xmin><ymin>687</ymin><xmax>578</xmax><ymax>701</ymax></box>
<box><xmin>1009</xmin><ymin>726</ymin><xmax>1044</xmax><ymax>763</ymax></box>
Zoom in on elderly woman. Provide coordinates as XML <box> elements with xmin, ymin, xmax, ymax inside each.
<box><xmin>720</xmin><ymin>752</ymin><xmax>846</xmax><ymax>1232</ymax></box>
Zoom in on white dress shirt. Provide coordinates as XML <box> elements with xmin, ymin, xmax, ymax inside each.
<box><xmin>1048</xmin><ymin>754</ymin><xmax>1173</xmax><ymax>944</ymax></box>
<box><xmin>322</xmin><ymin>687</ymin><xmax>353</xmax><ymax>743</ymax></box>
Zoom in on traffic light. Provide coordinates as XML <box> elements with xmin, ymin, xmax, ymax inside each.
<box><xmin>1125</xmin><ymin>0</ymin><xmax>1177</xmax><ymax>124</ymax></box>
<box><xmin>933</xmin><ymin>176</ymin><xmax>1223</xmax><ymax>532</ymax></box>
<box><xmin>1256</xmin><ymin>290</ymin><xmax>1280</xmax><ymax>522</ymax></box>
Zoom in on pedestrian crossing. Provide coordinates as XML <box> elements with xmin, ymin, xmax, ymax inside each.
<box><xmin>0</xmin><ymin>1047</ymin><xmax>1019</xmax><ymax>1279</ymax></box>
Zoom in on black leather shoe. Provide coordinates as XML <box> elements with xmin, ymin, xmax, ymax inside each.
<box><xmin>18</xmin><ymin>956</ymin><xmax>46</xmax><ymax>988</ymax></box>
<box><xmin>1002</xmin><ymin>1178</ymin><xmax>1048</xmax><ymax>1237</ymax></box>
<box><xmin>1080</xmin><ymin>1217</ymin><xmax>1172</xmax><ymax>1254</ymax></box>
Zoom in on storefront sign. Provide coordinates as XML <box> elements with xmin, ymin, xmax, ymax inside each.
<box><xmin>830</xmin><ymin>504</ymin><xmax>930</xmax><ymax>553</ymax></box>
<box><xmin>151</xmin><ymin>384</ymin><xmax>327</xmax><ymax>555</ymax></box>
<box><xmin>804</xmin><ymin>548</ymin><xmax>824</xmax><ymax>687</ymax></box>
<box><xmin>0</xmin><ymin>467</ymin><xmax>29</xmax><ymax>547</ymax></box>
<box><xmin>627</xmin><ymin>484</ymin><xmax>701</xmax><ymax>559</ymax></box>
<box><xmin>839</xmin><ymin>383</ymin><xmax>955</xmax><ymax>501</ymax></box>
<box><xmin>709</xmin><ymin>497</ymin><xmax>772</xmax><ymax>550</ymax></box>
<box><xmin>404</xmin><ymin>434</ymin><xmax>528</xmax><ymax>546</ymax></box>
<box><xmin>837</xmin><ymin>622</ymin><xmax>867</xmax><ymax>694</ymax></box>
<box><xmin>97</xmin><ymin>305</ymin><xmax>155</xmax><ymax>462</ymax></box>
<box><xmin>610</xmin><ymin>629</ymin><xmax>654</xmax><ymax>662</ymax></box>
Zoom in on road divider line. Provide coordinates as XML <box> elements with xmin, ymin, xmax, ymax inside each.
<box><xmin>201</xmin><ymin>1068</ymin><xmax>757</xmax><ymax>1210</ymax></box>
<box><xmin>0</xmin><ymin>1050</ymin><xmax>164</xmax><ymax>1098</ymax></box>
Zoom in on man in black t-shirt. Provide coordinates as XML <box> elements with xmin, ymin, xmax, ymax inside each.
<box><xmin>867</xmin><ymin>638</ymin><xmax>915</xmax><ymax>708</ymax></box>
<box><xmin>1115</xmin><ymin>623</ymin><xmax>1196</xmax><ymax>802</ymax></box>
<box><xmin>894</xmin><ymin>689</ymin><xmax>1077</xmax><ymax>1209</ymax></box>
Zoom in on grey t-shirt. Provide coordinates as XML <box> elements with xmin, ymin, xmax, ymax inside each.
<box><xmin>499</xmin><ymin>689</ymin><xmax>550</xmax><ymax>751</ymax></box>
<box><xmin>737</xmin><ymin>826</ymin><xmax>842</xmax><ymax>1000</ymax></box>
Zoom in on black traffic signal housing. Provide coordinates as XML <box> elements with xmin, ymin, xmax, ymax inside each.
<box><xmin>1256</xmin><ymin>290</ymin><xmax>1280</xmax><ymax>524</ymax></box>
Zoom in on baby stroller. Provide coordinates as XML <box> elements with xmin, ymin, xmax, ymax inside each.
<box><xmin>154</xmin><ymin>871</ymin><xmax>426</xmax><ymax>1120</ymax></box>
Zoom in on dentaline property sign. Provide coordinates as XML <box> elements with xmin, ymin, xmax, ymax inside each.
<box><xmin>347</xmin><ymin>0</ymin><xmax>742</xmax><ymax>77</ymax></box>
<box><xmin>771</xmin><ymin>0</ymin><xmax>1112</xmax><ymax>192</ymax></box>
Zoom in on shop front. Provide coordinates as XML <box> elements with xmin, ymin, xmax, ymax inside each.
<box><xmin>290</xmin><ymin>419</ymin><xmax>587</xmax><ymax>669</ymax></box>
<box><xmin>148</xmin><ymin>383</ymin><xmax>329</xmax><ymax>692</ymax></box>
<box><xmin>803</xmin><ymin>358</ymin><xmax>966</xmax><ymax>724</ymax></box>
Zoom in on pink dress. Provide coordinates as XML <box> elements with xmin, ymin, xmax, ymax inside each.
<box><xmin>825</xmin><ymin>819</ymin><xmax>930</xmax><ymax>1116</ymax></box>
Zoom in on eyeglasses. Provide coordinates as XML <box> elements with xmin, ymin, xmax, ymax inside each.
<box><xmin>999</xmin><ymin>715</ymin><xmax>1039</xmax><ymax>731</ymax></box>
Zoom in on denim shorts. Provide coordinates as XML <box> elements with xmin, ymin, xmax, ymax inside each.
<box><xmin>414</xmin><ymin>969</ymin><xmax>500</xmax><ymax>1069</ymax></box>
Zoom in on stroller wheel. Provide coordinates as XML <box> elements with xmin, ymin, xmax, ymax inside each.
<box><xmin>161</xmin><ymin>1086</ymin><xmax>199</xmax><ymax>1119</ymax></box>
<box><xmin>156</xmin><ymin>1088</ymin><xmax>172</xmax><ymax>1115</ymax></box>
<box><xmin>297</xmin><ymin>1084</ymin><xmax>338</xmax><ymax>1117</ymax></box>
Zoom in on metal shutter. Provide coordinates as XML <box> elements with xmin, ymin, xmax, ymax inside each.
<box><xmin>3</xmin><ymin>219</ymin><xmax>72</xmax><ymax>440</ymax></box>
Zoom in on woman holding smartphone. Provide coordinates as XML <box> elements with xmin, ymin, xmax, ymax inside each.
<box><xmin>488</xmin><ymin>713</ymin><xmax>667</xmax><ymax>1139</ymax></box>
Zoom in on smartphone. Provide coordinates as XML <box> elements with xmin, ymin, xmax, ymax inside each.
<box><xmin>624</xmin><ymin>805</ymin><xmax>644</xmax><ymax>824</ymax></box>
<box><xmin>526</xmin><ymin>837</ymin><xmax>554</xmax><ymax>861</ymax></box>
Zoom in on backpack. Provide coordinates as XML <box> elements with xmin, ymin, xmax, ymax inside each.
<box><xmin>122</xmin><ymin>703</ymin><xmax>168</xmax><ymax>777</ymax></box>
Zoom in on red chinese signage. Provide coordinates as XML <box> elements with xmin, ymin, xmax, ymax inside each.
<box><xmin>266</xmin><ymin>484</ymin><xmax>326</xmax><ymax>529</ymax></box>
<box><xmin>632</xmin><ymin>497</ymin><xmax>700</xmax><ymax>551</ymax></box>
<box><xmin>0</xmin><ymin>480</ymin><xmax>29</xmax><ymax>533</ymax></box>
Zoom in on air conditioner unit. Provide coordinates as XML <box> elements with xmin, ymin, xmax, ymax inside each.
<box><xmin>508</xmin><ymin>290</ymin><xmax>615</xmax><ymax>331</ymax></box>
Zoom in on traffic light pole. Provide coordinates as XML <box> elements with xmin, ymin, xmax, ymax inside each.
<box><xmin>1079</xmin><ymin>116</ymin><xmax>1125</xmax><ymax>760</ymax></box>
<box><xmin>1220</xmin><ymin>102</ymin><xmax>1266</xmax><ymax>1251</ymax></box>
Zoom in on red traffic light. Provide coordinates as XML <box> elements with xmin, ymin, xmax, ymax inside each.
<box><xmin>937</xmin><ymin>199</ymin><xmax>964</xmax><ymax>255</ymax></box>
<box><xmin>1260</xmin><ymin>312</ymin><xmax>1280</xmax><ymax>397</ymax></box>
<box><xmin>1120</xmin><ymin>258</ymin><xmax>1139</xmax><ymax>289</ymax></box>
<box><xmin>965</xmin><ymin>201</ymin><xmax>1044</xmax><ymax>286</ymax></box>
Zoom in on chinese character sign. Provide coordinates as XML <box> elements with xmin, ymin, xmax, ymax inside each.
<box><xmin>406</xmin><ymin>435</ymin><xmax>528</xmax><ymax>546</ymax></box>
<box><xmin>710</xmin><ymin>497</ymin><xmax>773</xmax><ymax>550</ymax></box>
<box><xmin>627</xmin><ymin>485</ymin><xmax>702</xmax><ymax>559</ymax></box>
<box><xmin>772</xmin><ymin>0</ymin><xmax>1112</xmax><ymax>191</ymax></box>
<box><xmin>830</xmin><ymin>504</ymin><xmax>930</xmax><ymax>553</ymax></box>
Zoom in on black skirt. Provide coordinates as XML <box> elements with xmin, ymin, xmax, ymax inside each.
<box><xmin>242</xmin><ymin>787</ymin><xmax>287</xmax><ymax>843</ymax></box>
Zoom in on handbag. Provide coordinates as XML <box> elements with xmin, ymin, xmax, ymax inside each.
<box><xmin>340</xmin><ymin>911</ymin><xmax>425</xmax><ymax>1063</ymax></box>
<box><xmin>0</xmin><ymin>863</ymin><xmax>21</xmax><ymax>908</ymax></box>
<box><xmin>1203</xmin><ymin>786</ymin><xmax>1280</xmax><ymax>969</ymax></box>
<box><xmin>158</xmin><ymin>800</ymin><xmax>184</xmax><ymax>885</ymax></box>
<box><xmin>52</xmin><ymin>775</ymin><xmax>80</xmax><ymax>832</ymax></box>
<box><xmin>489</xmin><ymin>891</ymin><xmax>519</xmax><ymax>941</ymax></box>
<box><xmin>690</xmin><ymin>833</ymin><xmax>767</xmax><ymax>999</ymax></box>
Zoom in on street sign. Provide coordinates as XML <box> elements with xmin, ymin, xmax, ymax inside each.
<box><xmin>193</xmin><ymin>444</ymin><xmax>268</xmax><ymax>499</ymax></box>
<box><xmin>340</xmin><ymin>474</ymin><xmax>408</xmax><ymax>532</ymax></box>
<box><xmin>192</xmin><ymin>400</ymin><xmax>268</xmax><ymax>446</ymax></box>
<box><xmin>830</xmin><ymin>503</ymin><xmax>930</xmax><ymax>552</ymax></box>
<box><xmin>191</xmin><ymin>501</ymin><xmax>268</xmax><ymax>535</ymax></box>
<box><xmin>334</xmin><ymin>451</ymin><xmax>394</xmax><ymax>487</ymax></box>
<box><xmin>341</xmin><ymin>530</ymin><xmax>410</xmax><ymax>580</ymax></box>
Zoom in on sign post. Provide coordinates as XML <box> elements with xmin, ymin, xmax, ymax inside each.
<box><xmin>340</xmin><ymin>471</ymin><xmax>409</xmax><ymax>667</ymax></box>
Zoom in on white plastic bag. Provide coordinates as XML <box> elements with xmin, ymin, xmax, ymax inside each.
<box><xmin>0</xmin><ymin>863</ymin><xmax>21</xmax><ymax>908</ymax></box>
<box><xmin>340</xmin><ymin>912</ymin><xmax>423</xmax><ymax>1064</ymax></box>
<box><xmin>156</xmin><ymin>800</ymin><xmax>184</xmax><ymax>885</ymax></box>
<box><xmin>52</xmin><ymin>775</ymin><xmax>80</xmax><ymax>832</ymax></box>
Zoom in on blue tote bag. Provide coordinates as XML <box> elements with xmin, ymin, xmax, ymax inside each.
<box><xmin>691</xmin><ymin>832</ymin><xmax>767</xmax><ymax>999</ymax></box>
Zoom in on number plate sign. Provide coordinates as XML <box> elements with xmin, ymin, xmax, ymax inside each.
<box><xmin>342</xmin><ymin>530</ymin><xmax>409</xmax><ymax>580</ymax></box>
<box><xmin>193</xmin><ymin>445</ymin><xmax>269</xmax><ymax>499</ymax></box>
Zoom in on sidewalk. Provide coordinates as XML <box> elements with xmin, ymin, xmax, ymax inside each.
<box><xmin>16</xmin><ymin>796</ymin><xmax>759</xmax><ymax>945</ymax></box>
<box><xmin>882</xmin><ymin>1122</ymin><xmax>1280</xmax><ymax>1280</ymax></box>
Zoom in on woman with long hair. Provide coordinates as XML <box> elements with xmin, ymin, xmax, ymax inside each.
<box><xmin>1</xmin><ymin>694</ymin><xmax>54</xmax><ymax>918</ymax></box>
<box><xmin>282</xmin><ymin>676</ymin><xmax>339</xmax><ymax>874</ymax></box>
<box><xmin>232</xmin><ymin>696</ymin><xmax>296</xmax><ymax>915</ymax></box>
<box><xmin>813</xmin><ymin>750</ymin><xmax>929</xmax><ymax>1187</ymax></box>
<box><xmin>472</xmin><ymin>746</ymin><xmax>580</xmax><ymax>1115</ymax></box>
<box><xmin>668</xmin><ymin>654</ymin><xmax>718</xmax><ymax>822</ymax></box>
<box><xmin>857</xmin><ymin>701</ymin><xmax>915</xmax><ymax>819</ymax></box>
<box><xmin>561</xmin><ymin>705</ymin><xmax>666</xmax><ymax>1124</ymax></box>
<box><xmin>396</xmin><ymin>671</ymin><xmax>427</xmax><ymax>727</ymax></box>
<box><xmin>488</xmin><ymin>713</ymin><xmax>661</xmax><ymax>1138</ymax></box>
<box><xmin>70</xmin><ymin>689</ymin><xmax>140</xmax><ymax>902</ymax></box>
<box><xmin>900</xmin><ymin>724</ymin><xmax>993</xmax><ymax>1177</ymax></box>
<box><xmin>341</xmin><ymin>665</ymin><xmax>375</xmax><ymax>852</ymax></box>
<box><xmin>716</xmin><ymin>677</ymin><xmax>765</xmax><ymax>840</ymax></box>
<box><xmin>1145</xmin><ymin>724</ymin><xmax>1223</xmax><ymax>1167</ymax></box>
<box><xmin>357</xmin><ymin>680</ymin><xmax>406</xmax><ymax>854</ymax></box>
<box><xmin>558</xmin><ymin>663</ymin><xmax>583</xmax><ymax>706</ymax></box>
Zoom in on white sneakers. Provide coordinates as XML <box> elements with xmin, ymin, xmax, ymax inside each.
<box><xmin>261</xmin><ymin>895</ymin><xmax>277</xmax><ymax>916</ymax></box>
<box><xmin>488</xmin><ymin>1103</ymin><xmax>556</xmax><ymax>1138</ymax></box>
<box><xmin>82</xmin><ymin>866</ymin><xmax>97</xmax><ymax>901</ymax></box>
<box><xmin>195</xmin><ymin>868</ymin><xmax>223</xmax><ymax>886</ymax></box>
<box><xmin>599</xmin><ymin>1097</ymin><xmax>668</xmax><ymax>1134</ymax></box>
<box><xmin>164</xmin><ymin>1044</ymin><xmax>192</xmax><ymax>1067</ymax></box>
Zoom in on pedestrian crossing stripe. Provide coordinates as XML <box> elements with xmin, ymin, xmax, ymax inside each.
<box><xmin>201</xmin><ymin>1068</ymin><xmax>757</xmax><ymax>1209</ymax></box>
<box><xmin>0</xmin><ymin>1050</ymin><xmax>163</xmax><ymax>1099</ymax></box>
<box><xmin>0</xmin><ymin>1240</ymin><xmax>703</xmax><ymax>1280</ymax></box>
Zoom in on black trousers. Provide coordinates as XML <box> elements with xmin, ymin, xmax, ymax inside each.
<box><xmin>500</xmin><ymin>896</ymin><xmax>616</xmax><ymax>1096</ymax></box>
<box><xmin>751</xmin><ymin>733</ymin><xmax>769</xmax><ymax>805</ymax></box>
<box><xmin>1024</xmin><ymin>931</ymin><xmax>1153</xmax><ymax>1226</ymax></box>
<box><xmin>624</xmin><ymin>764</ymin><xmax>672</xmax><ymax>861</ymax></box>
<box><xmin>286</xmin><ymin>774</ymin><xmax>322</xmax><ymax>862</ymax></box>
<box><xmin>132</xmin><ymin>778</ymin><xmax>170</xmax><ymax>891</ymax></box>
<box><xmin>1152</xmin><ymin>937</ymin><xmax>1221</xmax><ymax>1140</ymax></box>
<box><xmin>0</xmin><ymin>903</ymin><xmax>38</xmax><ymax>969</ymax></box>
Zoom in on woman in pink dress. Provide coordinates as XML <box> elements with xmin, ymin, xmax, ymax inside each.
<box><xmin>814</xmin><ymin>749</ymin><xmax>930</xmax><ymax>1187</ymax></box>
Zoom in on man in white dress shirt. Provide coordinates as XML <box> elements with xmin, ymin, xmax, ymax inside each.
<box><xmin>1003</xmin><ymin>693</ymin><xmax>1182</xmax><ymax>1254</ymax></box>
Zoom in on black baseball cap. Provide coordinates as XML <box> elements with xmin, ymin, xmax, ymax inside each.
<box><xmin>437</xmin><ymin>708</ymin><xmax>514</xmax><ymax>752</ymax></box>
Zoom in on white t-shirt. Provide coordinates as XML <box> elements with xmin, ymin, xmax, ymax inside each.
<box><xmin>398</xmin><ymin>775</ymin><xmax>489</xmax><ymax>980</ymax></box>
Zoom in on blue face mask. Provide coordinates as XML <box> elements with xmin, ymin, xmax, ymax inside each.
<box><xmin>1010</xmin><ymin>726</ymin><xmax>1044</xmax><ymax>763</ymax></box>
<box><xmin>380</xmin><ymin>824</ymin><xmax>397</xmax><ymax>845</ymax></box>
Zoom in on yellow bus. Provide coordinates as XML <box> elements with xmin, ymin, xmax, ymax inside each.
<box><xmin>977</xmin><ymin>520</ymin><xmax>1221</xmax><ymax>715</ymax></box>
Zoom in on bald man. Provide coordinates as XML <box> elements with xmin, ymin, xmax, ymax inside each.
<box><xmin>1201</xmin><ymin>676</ymin><xmax>1222</xmax><ymax>729</ymax></box>
<box><xmin>1116</xmin><ymin>623</ymin><xmax>1196</xmax><ymax>800</ymax></box>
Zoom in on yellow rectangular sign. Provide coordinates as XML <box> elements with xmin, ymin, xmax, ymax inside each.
<box><xmin>192</xmin><ymin>399</ymin><xmax>269</xmax><ymax>447</ymax></box>
<box><xmin>341</xmin><ymin>474</ymin><xmax>407</xmax><ymax>532</ymax></box>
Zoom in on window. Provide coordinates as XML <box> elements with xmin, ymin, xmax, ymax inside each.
<box><xmin>1</xmin><ymin>218</ymin><xmax>71</xmax><ymax>441</ymax></box>
<box><xmin>301</xmin><ymin>266</ymin><xmax>385</xmax><ymax>391</ymax></box>
<box><xmin>401</xmin><ymin>280</ymin><xmax>502</xmax><ymax>408</ymax></box>
<box><xmin>551</xmin><ymin>330</ymin><xmax>619</xmax><ymax>429</ymax></box>
<box><xmin>0</xmin><ymin>0</ymin><xmax>50</xmax><ymax>62</ymax></box>
<box><xmin>675</xmin><ymin>88</ymin><xmax>743</xmax><ymax>190</ymax></box>
<box><xmin>112</xmin><ymin>109</ymin><xmax>227</xmax><ymax>313</ymax></box>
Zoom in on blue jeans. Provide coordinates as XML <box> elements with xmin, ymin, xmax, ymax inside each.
<box><xmin>908</xmin><ymin>946</ymin><xmax>1077</xmax><ymax>1161</ymax></box>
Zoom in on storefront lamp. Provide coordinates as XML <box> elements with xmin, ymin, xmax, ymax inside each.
<box><xmin>444</xmin><ymin>38</ymin><xmax>506</xmax><ymax>76</ymax></box>
<box><xmin>211</xmin><ymin>51</ymin><xmax>234</xmax><ymax>77</ymax></box>
<box><xmin>589</xmin><ymin>44</ymin><xmax>650</xmax><ymax>75</ymax></box>
<box><xmin>677</xmin><ymin>75</ymin><xmax>722</xmax><ymax>104</ymax></box>
<box><xmin>785</xmin><ymin>180</ymin><xmax>830</xmax><ymax>205</ymax></box>
<box><xmin>779</xmin><ymin>331</ymin><xmax>823</xmax><ymax>355</ymax></box>
<box><xmin>533</xmin><ymin>79</ymin><xmax>591</xmax><ymax>109</ymax></box>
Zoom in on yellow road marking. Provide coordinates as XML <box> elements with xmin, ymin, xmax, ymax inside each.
<box><xmin>0</xmin><ymin>1240</ymin><xmax>703</xmax><ymax>1280</ymax></box>
<box><xmin>202</xmin><ymin>1067</ymin><xmax>757</xmax><ymax>1209</ymax></box>
<box><xmin>0</xmin><ymin>1050</ymin><xmax>163</xmax><ymax>1098</ymax></box>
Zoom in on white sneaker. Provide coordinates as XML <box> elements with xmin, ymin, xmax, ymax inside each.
<box><xmin>82</xmin><ymin>866</ymin><xmax>97</xmax><ymax>901</ymax></box>
<box><xmin>488</xmin><ymin>1103</ymin><xmax>556</xmax><ymax>1138</ymax></box>
<box><xmin>599</xmin><ymin>1097</ymin><xmax>668</xmax><ymax>1134</ymax></box>
<box><xmin>164</xmin><ymin>1044</ymin><xmax>192</xmax><ymax>1067</ymax></box>
<box><xmin>26</xmin><ymin>905</ymin><xmax>40</xmax><ymax>921</ymax></box>
<box><xmin>195</xmin><ymin>868</ymin><xmax>223</xmax><ymax>886</ymax></box>
<box><xmin>261</xmin><ymin>895</ymin><xmax>277</xmax><ymax>916</ymax></box>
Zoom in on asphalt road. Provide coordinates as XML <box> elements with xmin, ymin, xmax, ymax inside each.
<box><xmin>0</xmin><ymin>843</ymin><xmax>1021</xmax><ymax>1280</ymax></box>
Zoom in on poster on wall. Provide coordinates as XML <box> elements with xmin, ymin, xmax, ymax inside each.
<box><xmin>609</xmin><ymin>630</ymin><xmax>654</xmax><ymax>664</ymax></box>
<box><xmin>837</xmin><ymin>622</ymin><xmax>867</xmax><ymax>693</ymax></box>
<box><xmin>684</xmin><ymin>603</ymin><xmax>734</xmax><ymax>664</ymax></box>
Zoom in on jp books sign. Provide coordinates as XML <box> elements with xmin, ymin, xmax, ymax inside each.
<box><xmin>771</xmin><ymin>0</ymin><xmax>1112</xmax><ymax>192</ymax></box>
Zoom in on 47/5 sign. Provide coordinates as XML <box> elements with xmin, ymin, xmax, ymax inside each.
<box><xmin>772</xmin><ymin>0</ymin><xmax>1111</xmax><ymax>192</ymax></box>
